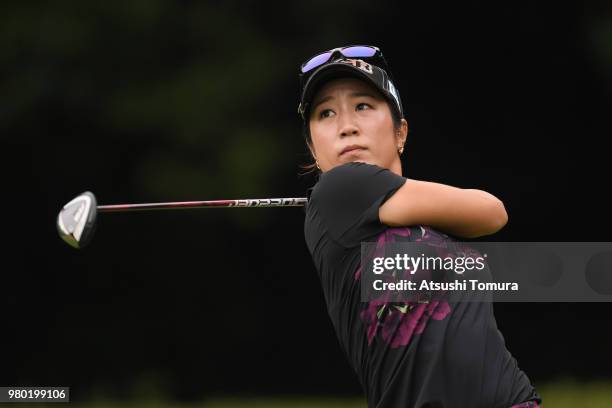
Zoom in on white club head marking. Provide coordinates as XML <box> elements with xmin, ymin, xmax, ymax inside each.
<box><xmin>57</xmin><ymin>192</ymin><xmax>97</xmax><ymax>249</ymax></box>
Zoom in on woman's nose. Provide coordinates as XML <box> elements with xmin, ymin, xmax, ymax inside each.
<box><xmin>338</xmin><ymin>116</ymin><xmax>359</xmax><ymax>137</ymax></box>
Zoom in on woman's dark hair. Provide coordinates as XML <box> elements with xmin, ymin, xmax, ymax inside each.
<box><xmin>299</xmin><ymin>99</ymin><xmax>404</xmax><ymax>175</ymax></box>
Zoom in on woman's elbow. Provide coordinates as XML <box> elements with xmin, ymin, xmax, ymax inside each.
<box><xmin>486</xmin><ymin>199</ymin><xmax>508</xmax><ymax>234</ymax></box>
<box><xmin>463</xmin><ymin>201</ymin><xmax>507</xmax><ymax>239</ymax></box>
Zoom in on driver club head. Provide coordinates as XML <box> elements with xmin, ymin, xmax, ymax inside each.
<box><xmin>57</xmin><ymin>191</ymin><xmax>98</xmax><ymax>249</ymax></box>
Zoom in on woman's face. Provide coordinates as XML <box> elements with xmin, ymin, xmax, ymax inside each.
<box><xmin>308</xmin><ymin>78</ymin><xmax>407</xmax><ymax>175</ymax></box>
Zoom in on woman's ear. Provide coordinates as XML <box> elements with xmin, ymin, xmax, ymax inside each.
<box><xmin>396</xmin><ymin>118</ymin><xmax>408</xmax><ymax>147</ymax></box>
<box><xmin>306</xmin><ymin>140</ymin><xmax>322</xmax><ymax>171</ymax></box>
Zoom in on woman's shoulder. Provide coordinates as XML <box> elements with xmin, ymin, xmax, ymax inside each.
<box><xmin>306</xmin><ymin>161</ymin><xmax>406</xmax><ymax>234</ymax></box>
<box><xmin>312</xmin><ymin>162</ymin><xmax>392</xmax><ymax>199</ymax></box>
<box><xmin>320</xmin><ymin>161</ymin><xmax>386</xmax><ymax>180</ymax></box>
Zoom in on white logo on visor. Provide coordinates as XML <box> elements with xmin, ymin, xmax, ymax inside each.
<box><xmin>340</xmin><ymin>58</ymin><xmax>374</xmax><ymax>74</ymax></box>
<box><xmin>387</xmin><ymin>80</ymin><xmax>400</xmax><ymax>108</ymax></box>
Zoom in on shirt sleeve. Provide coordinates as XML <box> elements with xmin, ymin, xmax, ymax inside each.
<box><xmin>310</xmin><ymin>161</ymin><xmax>407</xmax><ymax>248</ymax></box>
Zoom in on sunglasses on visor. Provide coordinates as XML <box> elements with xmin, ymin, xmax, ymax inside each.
<box><xmin>300</xmin><ymin>45</ymin><xmax>389</xmax><ymax>74</ymax></box>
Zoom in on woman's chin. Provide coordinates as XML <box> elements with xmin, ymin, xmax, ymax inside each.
<box><xmin>338</xmin><ymin>155</ymin><xmax>374</xmax><ymax>166</ymax></box>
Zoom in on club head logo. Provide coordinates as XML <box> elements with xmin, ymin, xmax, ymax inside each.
<box><xmin>69</xmin><ymin>202</ymin><xmax>86</xmax><ymax>233</ymax></box>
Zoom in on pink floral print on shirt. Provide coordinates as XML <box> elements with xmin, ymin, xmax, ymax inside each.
<box><xmin>356</xmin><ymin>226</ymin><xmax>453</xmax><ymax>348</ymax></box>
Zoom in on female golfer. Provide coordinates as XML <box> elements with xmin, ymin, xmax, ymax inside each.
<box><xmin>300</xmin><ymin>46</ymin><xmax>542</xmax><ymax>408</ymax></box>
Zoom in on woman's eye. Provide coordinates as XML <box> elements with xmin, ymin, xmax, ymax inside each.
<box><xmin>319</xmin><ymin>109</ymin><xmax>335</xmax><ymax>118</ymax></box>
<box><xmin>356</xmin><ymin>102</ymin><xmax>371</xmax><ymax>110</ymax></box>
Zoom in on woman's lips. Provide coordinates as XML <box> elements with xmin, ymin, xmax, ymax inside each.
<box><xmin>340</xmin><ymin>145</ymin><xmax>367</xmax><ymax>156</ymax></box>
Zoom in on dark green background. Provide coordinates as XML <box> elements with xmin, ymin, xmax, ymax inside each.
<box><xmin>3</xmin><ymin>0</ymin><xmax>612</xmax><ymax>402</ymax></box>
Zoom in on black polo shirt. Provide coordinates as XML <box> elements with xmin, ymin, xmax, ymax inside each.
<box><xmin>303</xmin><ymin>162</ymin><xmax>541</xmax><ymax>408</ymax></box>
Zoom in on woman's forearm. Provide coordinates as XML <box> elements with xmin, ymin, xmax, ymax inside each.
<box><xmin>379</xmin><ymin>179</ymin><xmax>508</xmax><ymax>238</ymax></box>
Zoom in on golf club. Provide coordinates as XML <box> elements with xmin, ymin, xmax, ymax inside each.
<box><xmin>57</xmin><ymin>191</ymin><xmax>307</xmax><ymax>249</ymax></box>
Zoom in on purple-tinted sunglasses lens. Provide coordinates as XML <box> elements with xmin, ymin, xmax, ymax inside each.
<box><xmin>301</xmin><ymin>51</ymin><xmax>332</xmax><ymax>73</ymax></box>
<box><xmin>301</xmin><ymin>46</ymin><xmax>379</xmax><ymax>73</ymax></box>
<box><xmin>342</xmin><ymin>46</ymin><xmax>377</xmax><ymax>58</ymax></box>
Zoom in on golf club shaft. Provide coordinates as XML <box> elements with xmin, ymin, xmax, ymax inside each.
<box><xmin>97</xmin><ymin>197</ymin><xmax>308</xmax><ymax>213</ymax></box>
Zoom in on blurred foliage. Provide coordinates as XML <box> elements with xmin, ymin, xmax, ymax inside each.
<box><xmin>3</xmin><ymin>0</ymin><xmax>612</xmax><ymax>402</ymax></box>
<box><xmin>584</xmin><ymin>2</ymin><xmax>612</xmax><ymax>91</ymax></box>
<box><xmin>1</xmin><ymin>0</ymin><xmax>364</xmax><ymax>227</ymax></box>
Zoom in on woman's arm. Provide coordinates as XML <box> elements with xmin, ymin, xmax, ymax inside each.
<box><xmin>379</xmin><ymin>179</ymin><xmax>508</xmax><ymax>239</ymax></box>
